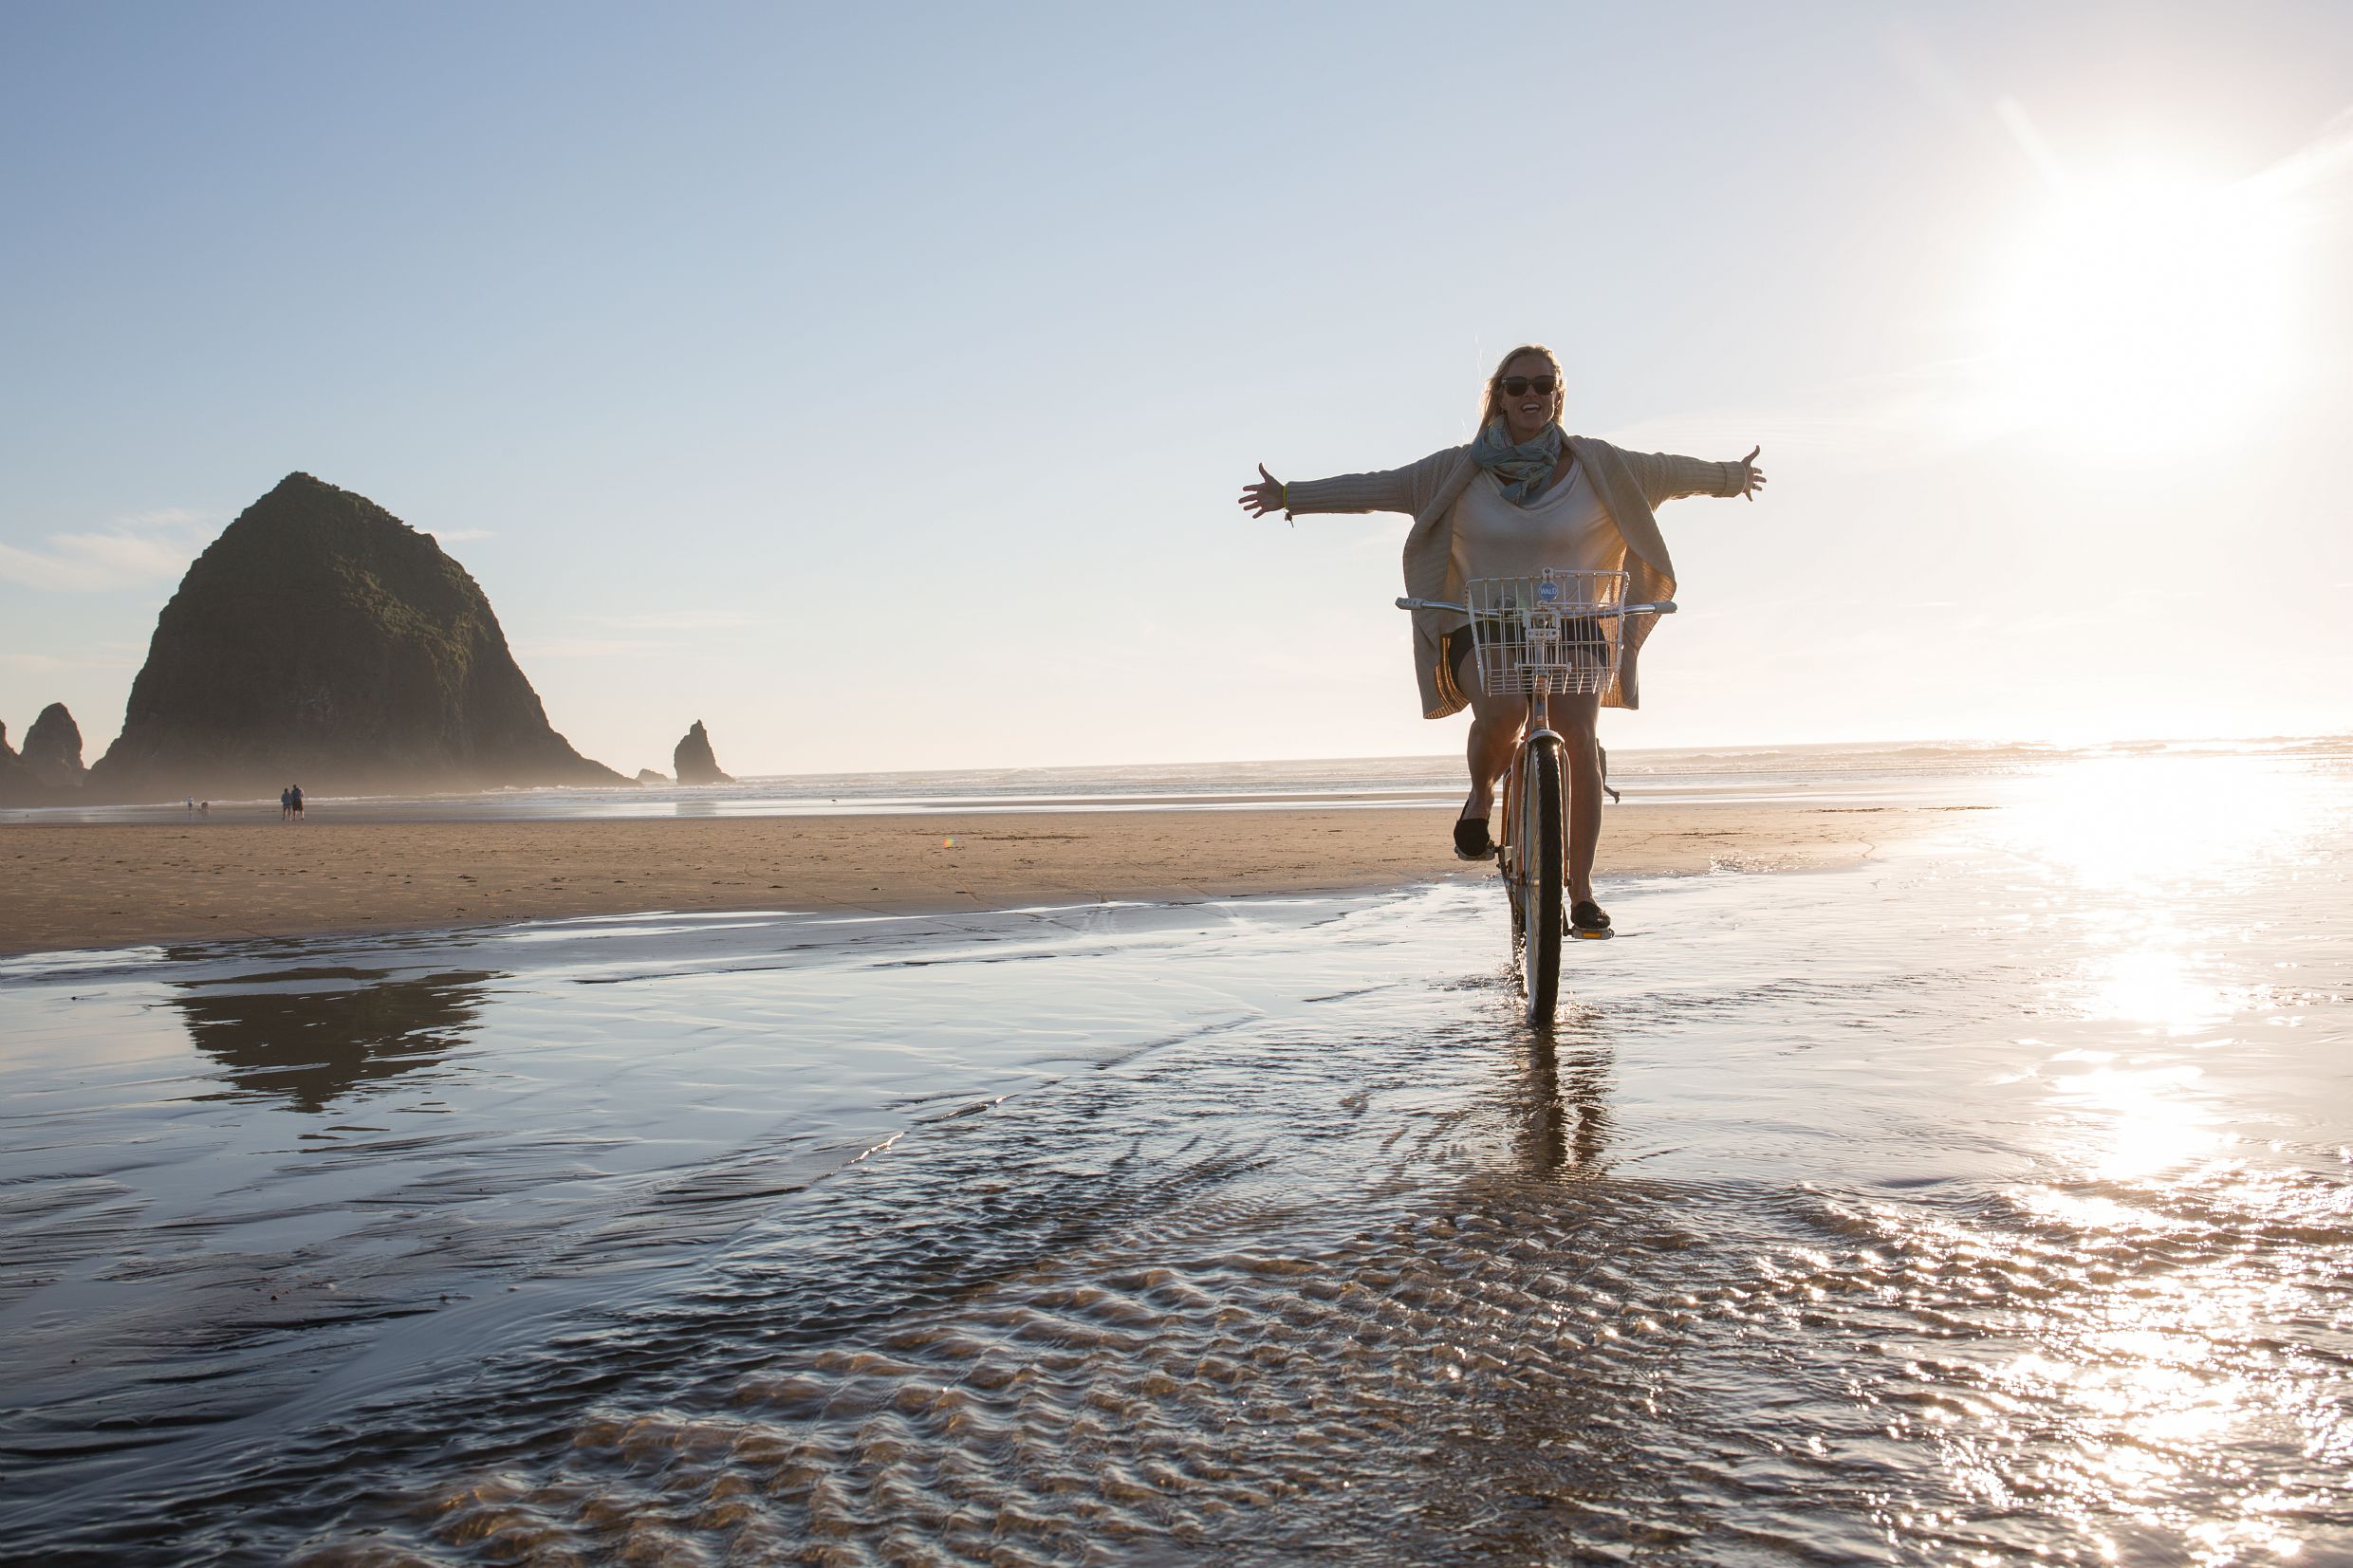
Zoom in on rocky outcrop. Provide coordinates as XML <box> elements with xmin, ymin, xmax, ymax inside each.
<box><xmin>673</xmin><ymin>721</ymin><xmax>732</xmax><ymax>785</ymax></box>
<box><xmin>0</xmin><ymin>706</ymin><xmax>87</xmax><ymax>803</ymax></box>
<box><xmin>21</xmin><ymin>703</ymin><xmax>87</xmax><ymax>788</ymax></box>
<box><xmin>0</xmin><ymin>719</ymin><xmax>28</xmax><ymax>802</ymax></box>
<box><xmin>635</xmin><ymin>768</ymin><xmax>670</xmax><ymax>785</ymax></box>
<box><xmin>88</xmin><ymin>473</ymin><xmax>625</xmax><ymax>801</ymax></box>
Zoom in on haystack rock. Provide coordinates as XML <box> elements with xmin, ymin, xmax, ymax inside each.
<box><xmin>673</xmin><ymin>721</ymin><xmax>732</xmax><ymax>785</ymax></box>
<box><xmin>21</xmin><ymin>703</ymin><xmax>86</xmax><ymax>788</ymax></box>
<box><xmin>88</xmin><ymin>473</ymin><xmax>625</xmax><ymax>801</ymax></box>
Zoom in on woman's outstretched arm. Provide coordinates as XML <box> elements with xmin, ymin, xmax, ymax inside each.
<box><xmin>1237</xmin><ymin>448</ymin><xmax>1464</xmax><ymax>521</ymax></box>
<box><xmin>1622</xmin><ymin>444</ymin><xmax>1768</xmax><ymax>507</ymax></box>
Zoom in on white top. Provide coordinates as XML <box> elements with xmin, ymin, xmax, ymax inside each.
<box><xmin>1447</xmin><ymin>462</ymin><xmax>1624</xmax><ymax>589</ymax></box>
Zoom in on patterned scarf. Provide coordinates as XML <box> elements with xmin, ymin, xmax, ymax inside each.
<box><xmin>1471</xmin><ymin>417</ymin><xmax>1566</xmax><ymax>506</ymax></box>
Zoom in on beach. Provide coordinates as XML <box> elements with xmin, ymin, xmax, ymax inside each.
<box><xmin>0</xmin><ymin>797</ymin><xmax>1928</xmax><ymax>956</ymax></box>
<box><xmin>5</xmin><ymin>744</ymin><xmax>2352</xmax><ymax>1564</ymax></box>
<box><xmin>6</xmin><ymin>745</ymin><xmax>2351</xmax><ymax>1563</ymax></box>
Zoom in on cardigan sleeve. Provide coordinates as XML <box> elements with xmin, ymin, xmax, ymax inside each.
<box><xmin>1285</xmin><ymin>446</ymin><xmax>1467</xmax><ymax>519</ymax></box>
<box><xmin>1621</xmin><ymin>449</ymin><xmax>1748</xmax><ymax>507</ymax></box>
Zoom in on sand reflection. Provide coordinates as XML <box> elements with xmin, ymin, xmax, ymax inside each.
<box><xmin>172</xmin><ymin>964</ymin><xmax>491</xmax><ymax>1112</ymax></box>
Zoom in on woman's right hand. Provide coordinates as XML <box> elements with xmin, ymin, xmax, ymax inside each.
<box><xmin>1236</xmin><ymin>463</ymin><xmax>1286</xmax><ymax>517</ymax></box>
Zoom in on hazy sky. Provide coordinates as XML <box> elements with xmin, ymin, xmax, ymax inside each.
<box><xmin>4</xmin><ymin>2</ymin><xmax>2349</xmax><ymax>776</ymax></box>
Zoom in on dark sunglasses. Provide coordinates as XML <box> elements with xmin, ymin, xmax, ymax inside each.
<box><xmin>1497</xmin><ymin>375</ymin><xmax>1558</xmax><ymax>397</ymax></box>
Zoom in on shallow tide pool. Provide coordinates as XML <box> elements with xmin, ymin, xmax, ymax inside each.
<box><xmin>4</xmin><ymin>750</ymin><xmax>2350</xmax><ymax>1564</ymax></box>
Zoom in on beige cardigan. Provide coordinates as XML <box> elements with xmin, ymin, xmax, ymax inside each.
<box><xmin>1287</xmin><ymin>437</ymin><xmax>1750</xmax><ymax>715</ymax></box>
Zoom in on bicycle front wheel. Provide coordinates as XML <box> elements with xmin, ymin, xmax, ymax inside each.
<box><xmin>1517</xmin><ymin>736</ymin><xmax>1565</xmax><ymax>1025</ymax></box>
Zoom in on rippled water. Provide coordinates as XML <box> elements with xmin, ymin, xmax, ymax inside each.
<box><xmin>4</xmin><ymin>750</ymin><xmax>2350</xmax><ymax>1564</ymax></box>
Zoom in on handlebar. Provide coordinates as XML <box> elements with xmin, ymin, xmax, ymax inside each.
<box><xmin>1396</xmin><ymin>597</ymin><xmax>1677</xmax><ymax>618</ymax></box>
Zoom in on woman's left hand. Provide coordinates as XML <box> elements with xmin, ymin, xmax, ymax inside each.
<box><xmin>1739</xmin><ymin>445</ymin><xmax>1768</xmax><ymax>501</ymax></box>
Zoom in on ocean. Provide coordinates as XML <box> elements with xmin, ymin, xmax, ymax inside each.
<box><xmin>2</xmin><ymin>740</ymin><xmax>2349</xmax><ymax>1563</ymax></box>
<box><xmin>17</xmin><ymin>736</ymin><xmax>2346</xmax><ymax>822</ymax></box>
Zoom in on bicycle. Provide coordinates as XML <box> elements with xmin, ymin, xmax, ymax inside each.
<box><xmin>1398</xmin><ymin>568</ymin><xmax>1676</xmax><ymax>1025</ymax></box>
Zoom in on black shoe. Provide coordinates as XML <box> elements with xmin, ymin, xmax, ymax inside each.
<box><xmin>1569</xmin><ymin>899</ymin><xmax>1611</xmax><ymax>933</ymax></box>
<box><xmin>1453</xmin><ymin>817</ymin><xmax>1496</xmax><ymax>861</ymax></box>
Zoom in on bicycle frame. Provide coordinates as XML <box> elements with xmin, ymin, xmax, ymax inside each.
<box><xmin>1397</xmin><ymin>588</ymin><xmax>1675</xmax><ymax>1020</ymax></box>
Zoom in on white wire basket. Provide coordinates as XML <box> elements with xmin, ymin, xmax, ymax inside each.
<box><xmin>1464</xmin><ymin>568</ymin><xmax>1630</xmax><ymax>696</ymax></box>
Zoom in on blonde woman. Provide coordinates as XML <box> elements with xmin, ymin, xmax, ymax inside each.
<box><xmin>1238</xmin><ymin>343</ymin><xmax>1764</xmax><ymax>933</ymax></box>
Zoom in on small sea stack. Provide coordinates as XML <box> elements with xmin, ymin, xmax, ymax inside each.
<box><xmin>0</xmin><ymin>719</ymin><xmax>26</xmax><ymax>801</ymax></box>
<box><xmin>673</xmin><ymin>721</ymin><xmax>732</xmax><ymax>785</ymax></box>
<box><xmin>21</xmin><ymin>703</ymin><xmax>87</xmax><ymax>789</ymax></box>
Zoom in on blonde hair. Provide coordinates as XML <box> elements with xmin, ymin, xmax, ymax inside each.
<box><xmin>1478</xmin><ymin>342</ymin><xmax>1565</xmax><ymax>432</ymax></box>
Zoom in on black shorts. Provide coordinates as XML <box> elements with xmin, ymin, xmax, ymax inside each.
<box><xmin>1442</xmin><ymin>617</ymin><xmax>1609</xmax><ymax>692</ymax></box>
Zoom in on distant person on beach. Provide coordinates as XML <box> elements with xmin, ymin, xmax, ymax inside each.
<box><xmin>291</xmin><ymin>784</ymin><xmax>305</xmax><ymax>821</ymax></box>
<box><xmin>279</xmin><ymin>786</ymin><xmax>292</xmax><ymax>821</ymax></box>
<box><xmin>1238</xmin><ymin>342</ymin><xmax>1764</xmax><ymax>932</ymax></box>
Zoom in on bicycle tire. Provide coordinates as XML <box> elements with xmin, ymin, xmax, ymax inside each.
<box><xmin>1520</xmin><ymin>738</ymin><xmax>1565</xmax><ymax>1024</ymax></box>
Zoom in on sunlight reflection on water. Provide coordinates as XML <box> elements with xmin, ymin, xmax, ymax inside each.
<box><xmin>1993</xmin><ymin>751</ymin><xmax>2330</xmax><ymax>892</ymax></box>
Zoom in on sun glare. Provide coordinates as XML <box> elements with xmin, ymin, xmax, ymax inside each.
<box><xmin>1992</xmin><ymin>170</ymin><xmax>2302</xmax><ymax>453</ymax></box>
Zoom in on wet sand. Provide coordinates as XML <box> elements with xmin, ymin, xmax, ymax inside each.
<box><xmin>0</xmin><ymin>800</ymin><xmax>1931</xmax><ymax>955</ymax></box>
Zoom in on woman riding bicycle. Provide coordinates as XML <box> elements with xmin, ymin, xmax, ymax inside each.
<box><xmin>1238</xmin><ymin>343</ymin><xmax>1765</xmax><ymax>934</ymax></box>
